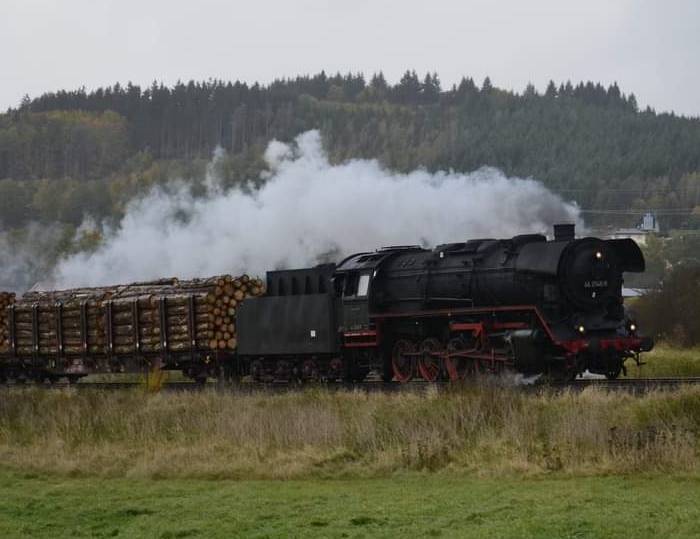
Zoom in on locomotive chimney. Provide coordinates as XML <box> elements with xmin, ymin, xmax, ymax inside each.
<box><xmin>553</xmin><ymin>224</ymin><xmax>575</xmax><ymax>242</ymax></box>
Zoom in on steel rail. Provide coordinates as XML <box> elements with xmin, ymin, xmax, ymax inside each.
<box><xmin>2</xmin><ymin>377</ymin><xmax>700</xmax><ymax>393</ymax></box>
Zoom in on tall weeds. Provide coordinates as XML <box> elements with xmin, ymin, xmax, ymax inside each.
<box><xmin>0</xmin><ymin>384</ymin><xmax>697</xmax><ymax>478</ymax></box>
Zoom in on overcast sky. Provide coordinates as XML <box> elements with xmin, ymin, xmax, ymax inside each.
<box><xmin>1</xmin><ymin>0</ymin><xmax>698</xmax><ymax>116</ymax></box>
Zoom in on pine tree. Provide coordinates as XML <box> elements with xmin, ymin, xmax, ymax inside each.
<box><xmin>545</xmin><ymin>80</ymin><xmax>557</xmax><ymax>98</ymax></box>
<box><xmin>524</xmin><ymin>83</ymin><xmax>538</xmax><ymax>98</ymax></box>
<box><xmin>457</xmin><ymin>77</ymin><xmax>478</xmax><ymax>96</ymax></box>
<box><xmin>370</xmin><ymin>72</ymin><xmax>388</xmax><ymax>92</ymax></box>
<box><xmin>607</xmin><ymin>82</ymin><xmax>621</xmax><ymax>103</ymax></box>
<box><xmin>628</xmin><ymin>93</ymin><xmax>638</xmax><ymax>112</ymax></box>
<box><xmin>422</xmin><ymin>72</ymin><xmax>441</xmax><ymax>103</ymax></box>
<box><xmin>564</xmin><ymin>80</ymin><xmax>574</xmax><ymax>96</ymax></box>
<box><xmin>395</xmin><ymin>70</ymin><xmax>421</xmax><ymax>104</ymax></box>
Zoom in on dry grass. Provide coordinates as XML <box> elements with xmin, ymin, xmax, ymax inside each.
<box><xmin>628</xmin><ymin>344</ymin><xmax>700</xmax><ymax>378</ymax></box>
<box><xmin>0</xmin><ymin>384</ymin><xmax>698</xmax><ymax>479</ymax></box>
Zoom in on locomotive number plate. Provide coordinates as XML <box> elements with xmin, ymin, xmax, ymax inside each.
<box><xmin>584</xmin><ymin>280</ymin><xmax>608</xmax><ymax>288</ymax></box>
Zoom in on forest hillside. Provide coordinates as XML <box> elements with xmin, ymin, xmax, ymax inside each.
<box><xmin>1</xmin><ymin>71</ymin><xmax>699</xmax><ymax>231</ymax></box>
<box><xmin>1</xmin><ymin>72</ymin><xmax>699</xmax><ymax>293</ymax></box>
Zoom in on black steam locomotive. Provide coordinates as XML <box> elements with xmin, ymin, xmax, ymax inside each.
<box><xmin>237</xmin><ymin>224</ymin><xmax>653</xmax><ymax>382</ymax></box>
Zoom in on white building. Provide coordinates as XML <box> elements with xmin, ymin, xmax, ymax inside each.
<box><xmin>607</xmin><ymin>212</ymin><xmax>659</xmax><ymax>246</ymax></box>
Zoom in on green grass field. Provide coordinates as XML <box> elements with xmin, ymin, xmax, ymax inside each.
<box><xmin>1</xmin><ymin>471</ymin><xmax>699</xmax><ymax>538</ymax></box>
<box><xmin>3</xmin><ymin>370</ymin><xmax>700</xmax><ymax>537</ymax></box>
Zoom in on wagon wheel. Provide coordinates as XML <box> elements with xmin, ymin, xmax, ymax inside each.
<box><xmin>605</xmin><ymin>364</ymin><xmax>622</xmax><ymax>380</ymax></box>
<box><xmin>418</xmin><ymin>338</ymin><xmax>443</xmax><ymax>382</ymax></box>
<box><xmin>301</xmin><ymin>359</ymin><xmax>319</xmax><ymax>382</ymax></box>
<box><xmin>328</xmin><ymin>358</ymin><xmax>344</xmax><ymax>381</ymax></box>
<box><xmin>392</xmin><ymin>339</ymin><xmax>415</xmax><ymax>383</ymax></box>
<box><xmin>445</xmin><ymin>337</ymin><xmax>480</xmax><ymax>381</ymax></box>
<box><xmin>250</xmin><ymin>359</ymin><xmax>264</xmax><ymax>382</ymax></box>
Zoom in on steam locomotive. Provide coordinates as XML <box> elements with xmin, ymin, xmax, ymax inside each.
<box><xmin>0</xmin><ymin>224</ymin><xmax>653</xmax><ymax>384</ymax></box>
<box><xmin>237</xmin><ymin>224</ymin><xmax>653</xmax><ymax>382</ymax></box>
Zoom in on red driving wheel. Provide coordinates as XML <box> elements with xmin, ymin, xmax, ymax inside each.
<box><xmin>392</xmin><ymin>339</ymin><xmax>415</xmax><ymax>383</ymax></box>
<box><xmin>418</xmin><ymin>338</ymin><xmax>442</xmax><ymax>382</ymax></box>
<box><xmin>445</xmin><ymin>337</ymin><xmax>480</xmax><ymax>381</ymax></box>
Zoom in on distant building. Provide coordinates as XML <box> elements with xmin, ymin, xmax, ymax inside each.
<box><xmin>622</xmin><ymin>287</ymin><xmax>647</xmax><ymax>298</ymax></box>
<box><xmin>607</xmin><ymin>212</ymin><xmax>659</xmax><ymax>246</ymax></box>
<box><xmin>639</xmin><ymin>212</ymin><xmax>660</xmax><ymax>233</ymax></box>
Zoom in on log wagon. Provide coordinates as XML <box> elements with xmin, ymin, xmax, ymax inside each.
<box><xmin>0</xmin><ymin>275</ymin><xmax>264</xmax><ymax>383</ymax></box>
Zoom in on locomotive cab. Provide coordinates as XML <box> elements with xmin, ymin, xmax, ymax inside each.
<box><xmin>333</xmin><ymin>251</ymin><xmax>384</xmax><ymax>332</ymax></box>
<box><xmin>333</xmin><ymin>270</ymin><xmax>372</xmax><ymax>330</ymax></box>
<box><xmin>334</xmin><ymin>246</ymin><xmax>425</xmax><ymax>333</ymax></box>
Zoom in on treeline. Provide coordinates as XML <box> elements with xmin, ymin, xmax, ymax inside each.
<box><xmin>1</xmin><ymin>71</ymin><xmax>700</xmax><ymax>231</ymax></box>
<box><xmin>11</xmin><ymin>73</ymin><xmax>643</xmax><ymax>162</ymax></box>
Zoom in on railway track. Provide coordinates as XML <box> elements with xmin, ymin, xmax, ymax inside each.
<box><xmin>2</xmin><ymin>376</ymin><xmax>700</xmax><ymax>393</ymax></box>
<box><xmin>562</xmin><ymin>377</ymin><xmax>700</xmax><ymax>392</ymax></box>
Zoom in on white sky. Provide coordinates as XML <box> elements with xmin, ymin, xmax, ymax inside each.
<box><xmin>1</xmin><ymin>0</ymin><xmax>698</xmax><ymax>116</ymax></box>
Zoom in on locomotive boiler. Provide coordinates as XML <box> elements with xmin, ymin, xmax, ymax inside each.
<box><xmin>238</xmin><ymin>224</ymin><xmax>653</xmax><ymax>382</ymax></box>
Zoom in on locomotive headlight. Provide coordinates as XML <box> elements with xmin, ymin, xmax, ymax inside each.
<box><xmin>595</xmin><ymin>251</ymin><xmax>603</xmax><ymax>260</ymax></box>
<box><xmin>577</xmin><ymin>325</ymin><xmax>585</xmax><ymax>334</ymax></box>
<box><xmin>630</xmin><ymin>323</ymin><xmax>637</xmax><ymax>332</ymax></box>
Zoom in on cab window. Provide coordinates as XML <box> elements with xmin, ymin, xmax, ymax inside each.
<box><xmin>344</xmin><ymin>273</ymin><xmax>359</xmax><ymax>297</ymax></box>
<box><xmin>357</xmin><ymin>274</ymin><xmax>370</xmax><ymax>297</ymax></box>
<box><xmin>333</xmin><ymin>275</ymin><xmax>345</xmax><ymax>296</ymax></box>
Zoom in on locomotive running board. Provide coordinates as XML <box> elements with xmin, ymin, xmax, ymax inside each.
<box><xmin>343</xmin><ymin>330</ymin><xmax>379</xmax><ymax>348</ymax></box>
<box><xmin>371</xmin><ymin>305</ymin><xmax>558</xmax><ymax>343</ymax></box>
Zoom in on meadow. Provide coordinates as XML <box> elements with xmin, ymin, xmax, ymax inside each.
<box><xmin>1</xmin><ymin>471</ymin><xmax>699</xmax><ymax>538</ymax></box>
<box><xmin>627</xmin><ymin>344</ymin><xmax>700</xmax><ymax>378</ymax></box>
<box><xmin>1</xmin><ymin>383</ymin><xmax>699</xmax><ymax>479</ymax></box>
<box><xmin>2</xmin><ymin>380</ymin><xmax>700</xmax><ymax>536</ymax></box>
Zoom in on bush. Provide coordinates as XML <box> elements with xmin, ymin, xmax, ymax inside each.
<box><xmin>633</xmin><ymin>263</ymin><xmax>700</xmax><ymax>346</ymax></box>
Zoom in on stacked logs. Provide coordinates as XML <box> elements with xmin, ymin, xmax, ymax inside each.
<box><xmin>0</xmin><ymin>292</ymin><xmax>16</xmax><ymax>353</ymax></box>
<box><xmin>110</xmin><ymin>295</ymin><xmax>208</xmax><ymax>355</ymax></box>
<box><xmin>203</xmin><ymin>274</ymin><xmax>265</xmax><ymax>351</ymax></box>
<box><xmin>104</xmin><ymin>274</ymin><xmax>265</xmax><ymax>353</ymax></box>
<box><xmin>12</xmin><ymin>301</ymin><xmax>105</xmax><ymax>356</ymax></box>
<box><xmin>8</xmin><ymin>275</ymin><xmax>264</xmax><ymax>357</ymax></box>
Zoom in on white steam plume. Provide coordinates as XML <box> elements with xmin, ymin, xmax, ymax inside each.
<box><xmin>0</xmin><ymin>225</ymin><xmax>68</xmax><ymax>293</ymax></box>
<box><xmin>51</xmin><ymin>130</ymin><xmax>581</xmax><ymax>288</ymax></box>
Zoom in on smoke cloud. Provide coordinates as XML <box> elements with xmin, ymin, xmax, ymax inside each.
<box><xmin>47</xmin><ymin>130</ymin><xmax>581</xmax><ymax>288</ymax></box>
<box><xmin>0</xmin><ymin>225</ymin><xmax>69</xmax><ymax>293</ymax></box>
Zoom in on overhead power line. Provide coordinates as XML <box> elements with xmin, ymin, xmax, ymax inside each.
<box><xmin>557</xmin><ymin>188</ymin><xmax>699</xmax><ymax>194</ymax></box>
<box><xmin>579</xmin><ymin>209</ymin><xmax>697</xmax><ymax>215</ymax></box>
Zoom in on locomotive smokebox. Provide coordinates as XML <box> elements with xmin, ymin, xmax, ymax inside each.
<box><xmin>554</xmin><ymin>223</ymin><xmax>575</xmax><ymax>242</ymax></box>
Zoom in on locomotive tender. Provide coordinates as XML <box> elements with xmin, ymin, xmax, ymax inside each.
<box><xmin>238</xmin><ymin>224</ymin><xmax>653</xmax><ymax>382</ymax></box>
